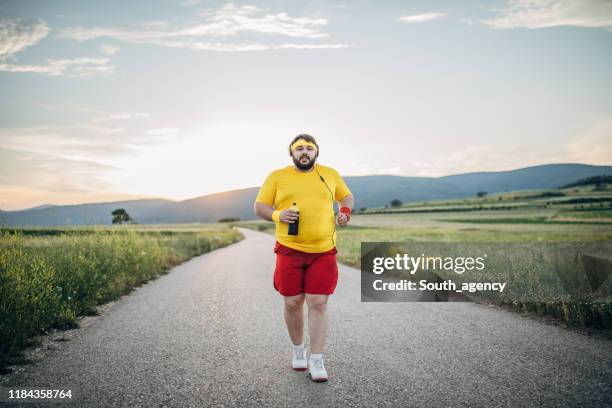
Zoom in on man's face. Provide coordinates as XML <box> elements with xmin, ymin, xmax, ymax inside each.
<box><xmin>291</xmin><ymin>144</ymin><xmax>317</xmax><ymax>171</ymax></box>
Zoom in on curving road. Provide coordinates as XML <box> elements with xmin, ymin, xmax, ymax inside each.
<box><xmin>2</xmin><ymin>228</ymin><xmax>611</xmax><ymax>407</ymax></box>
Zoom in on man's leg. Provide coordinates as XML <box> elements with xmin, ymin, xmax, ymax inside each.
<box><xmin>305</xmin><ymin>294</ymin><xmax>328</xmax><ymax>353</ymax></box>
<box><xmin>284</xmin><ymin>294</ymin><xmax>305</xmax><ymax>345</ymax></box>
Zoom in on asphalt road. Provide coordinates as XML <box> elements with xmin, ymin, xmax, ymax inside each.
<box><xmin>2</xmin><ymin>228</ymin><xmax>611</xmax><ymax>407</ymax></box>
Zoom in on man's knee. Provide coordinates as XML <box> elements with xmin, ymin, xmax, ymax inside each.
<box><xmin>284</xmin><ymin>294</ymin><xmax>305</xmax><ymax>313</ymax></box>
<box><xmin>306</xmin><ymin>294</ymin><xmax>328</xmax><ymax>312</ymax></box>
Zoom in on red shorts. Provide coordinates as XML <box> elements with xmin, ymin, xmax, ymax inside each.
<box><xmin>273</xmin><ymin>241</ymin><xmax>338</xmax><ymax>296</ymax></box>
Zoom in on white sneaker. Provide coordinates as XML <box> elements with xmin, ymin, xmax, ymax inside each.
<box><xmin>308</xmin><ymin>356</ymin><xmax>328</xmax><ymax>382</ymax></box>
<box><xmin>292</xmin><ymin>344</ymin><xmax>307</xmax><ymax>371</ymax></box>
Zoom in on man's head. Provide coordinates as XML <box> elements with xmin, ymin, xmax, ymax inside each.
<box><xmin>289</xmin><ymin>134</ymin><xmax>319</xmax><ymax>171</ymax></box>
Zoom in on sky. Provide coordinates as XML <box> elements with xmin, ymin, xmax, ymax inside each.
<box><xmin>0</xmin><ymin>0</ymin><xmax>611</xmax><ymax>210</ymax></box>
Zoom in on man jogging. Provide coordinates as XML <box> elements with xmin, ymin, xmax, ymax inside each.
<box><xmin>253</xmin><ymin>134</ymin><xmax>354</xmax><ymax>382</ymax></box>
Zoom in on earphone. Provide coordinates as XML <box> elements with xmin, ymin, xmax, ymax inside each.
<box><xmin>288</xmin><ymin>141</ymin><xmax>337</xmax><ymax>248</ymax></box>
<box><xmin>315</xmin><ymin>164</ymin><xmax>337</xmax><ymax>248</ymax></box>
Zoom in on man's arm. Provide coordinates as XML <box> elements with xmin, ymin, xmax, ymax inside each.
<box><xmin>339</xmin><ymin>194</ymin><xmax>354</xmax><ymax>210</ymax></box>
<box><xmin>254</xmin><ymin>202</ymin><xmax>298</xmax><ymax>223</ymax></box>
<box><xmin>337</xmin><ymin>194</ymin><xmax>354</xmax><ymax>227</ymax></box>
<box><xmin>254</xmin><ymin>202</ymin><xmax>275</xmax><ymax>221</ymax></box>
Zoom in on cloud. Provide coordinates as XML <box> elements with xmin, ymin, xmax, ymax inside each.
<box><xmin>276</xmin><ymin>43</ymin><xmax>350</xmax><ymax>50</ymax></box>
<box><xmin>0</xmin><ymin>147</ymin><xmax>117</xmax><ymax>194</ymax></box>
<box><xmin>99</xmin><ymin>44</ymin><xmax>120</xmax><ymax>55</ymax></box>
<box><xmin>0</xmin><ymin>57</ymin><xmax>115</xmax><ymax>77</ymax></box>
<box><xmin>483</xmin><ymin>0</ymin><xmax>612</xmax><ymax>29</ymax></box>
<box><xmin>398</xmin><ymin>13</ymin><xmax>447</xmax><ymax>24</ymax></box>
<box><xmin>0</xmin><ymin>106</ymin><xmax>180</xmax><ymax>209</ymax></box>
<box><xmin>0</xmin><ymin>18</ymin><xmax>49</xmax><ymax>60</ymax></box>
<box><xmin>36</xmin><ymin>103</ymin><xmax>149</xmax><ymax>121</ymax></box>
<box><xmin>91</xmin><ymin>112</ymin><xmax>150</xmax><ymax>123</ymax></box>
<box><xmin>136</xmin><ymin>21</ymin><xmax>171</xmax><ymax>29</ymax></box>
<box><xmin>54</xmin><ymin>14</ymin><xmax>87</xmax><ymax>19</ymax></box>
<box><xmin>196</xmin><ymin>4</ymin><xmax>327</xmax><ymax>38</ymax></box>
<box><xmin>145</xmin><ymin>127</ymin><xmax>180</xmax><ymax>136</ymax></box>
<box><xmin>94</xmin><ymin>40</ymin><xmax>351</xmax><ymax>52</ymax></box>
<box><xmin>36</xmin><ymin>102</ymin><xmax>112</xmax><ymax>115</ymax></box>
<box><xmin>565</xmin><ymin>117</ymin><xmax>612</xmax><ymax>164</ymax></box>
<box><xmin>0</xmin><ymin>147</ymin><xmax>149</xmax><ymax>211</ymax></box>
<box><xmin>375</xmin><ymin>166</ymin><xmax>403</xmax><ymax>175</ymax></box>
<box><xmin>141</xmin><ymin>127</ymin><xmax>181</xmax><ymax>142</ymax></box>
<box><xmin>0</xmin><ymin>18</ymin><xmax>116</xmax><ymax>77</ymax></box>
<box><xmin>36</xmin><ymin>102</ymin><xmax>150</xmax><ymax>124</ymax></box>
<box><xmin>410</xmin><ymin>118</ymin><xmax>612</xmax><ymax>177</ymax></box>
<box><xmin>56</xmin><ymin>3</ymin><xmax>350</xmax><ymax>52</ymax></box>
<box><xmin>0</xmin><ymin>124</ymin><xmax>130</xmax><ymax>162</ymax></box>
<box><xmin>0</xmin><ymin>112</ymin><xmax>172</xmax><ymax>161</ymax></box>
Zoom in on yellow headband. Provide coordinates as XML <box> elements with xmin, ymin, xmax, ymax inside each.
<box><xmin>291</xmin><ymin>140</ymin><xmax>317</xmax><ymax>152</ymax></box>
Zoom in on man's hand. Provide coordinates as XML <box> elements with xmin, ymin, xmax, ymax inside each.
<box><xmin>337</xmin><ymin>205</ymin><xmax>351</xmax><ymax>227</ymax></box>
<box><xmin>280</xmin><ymin>209</ymin><xmax>299</xmax><ymax>223</ymax></box>
<box><xmin>337</xmin><ymin>212</ymin><xmax>349</xmax><ymax>227</ymax></box>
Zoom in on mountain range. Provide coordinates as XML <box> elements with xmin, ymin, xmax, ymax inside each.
<box><xmin>1</xmin><ymin>163</ymin><xmax>611</xmax><ymax>226</ymax></box>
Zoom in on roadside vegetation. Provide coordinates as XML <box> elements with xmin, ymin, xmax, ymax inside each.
<box><xmin>0</xmin><ymin>224</ymin><xmax>242</xmax><ymax>372</ymax></box>
<box><xmin>236</xmin><ymin>181</ymin><xmax>612</xmax><ymax>335</ymax></box>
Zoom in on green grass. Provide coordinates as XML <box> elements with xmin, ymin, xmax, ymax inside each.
<box><xmin>236</xmin><ymin>213</ymin><xmax>612</xmax><ymax>334</ymax></box>
<box><xmin>444</xmin><ymin>217</ymin><xmax>612</xmax><ymax>225</ymax></box>
<box><xmin>0</xmin><ymin>225</ymin><xmax>243</xmax><ymax>371</ymax></box>
<box><xmin>237</xmin><ymin>185</ymin><xmax>612</xmax><ymax>332</ymax></box>
<box><xmin>357</xmin><ymin>184</ymin><xmax>612</xmax><ymax>215</ymax></box>
<box><xmin>553</xmin><ymin>209</ymin><xmax>612</xmax><ymax>219</ymax></box>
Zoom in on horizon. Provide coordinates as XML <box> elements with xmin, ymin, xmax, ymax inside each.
<box><xmin>2</xmin><ymin>161</ymin><xmax>610</xmax><ymax>211</ymax></box>
<box><xmin>1</xmin><ymin>1</ymin><xmax>611</xmax><ymax>211</ymax></box>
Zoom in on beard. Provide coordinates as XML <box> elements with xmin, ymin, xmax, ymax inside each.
<box><xmin>292</xmin><ymin>154</ymin><xmax>316</xmax><ymax>171</ymax></box>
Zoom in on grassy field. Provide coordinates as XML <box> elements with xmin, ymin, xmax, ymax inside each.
<box><xmin>358</xmin><ymin>184</ymin><xmax>612</xmax><ymax>218</ymax></box>
<box><xmin>237</xmin><ymin>214</ymin><xmax>612</xmax><ymax>270</ymax></box>
<box><xmin>235</xmin><ymin>186</ymin><xmax>612</xmax><ymax>334</ymax></box>
<box><xmin>0</xmin><ymin>224</ymin><xmax>243</xmax><ymax>372</ymax></box>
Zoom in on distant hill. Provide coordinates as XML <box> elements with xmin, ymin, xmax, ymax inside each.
<box><xmin>25</xmin><ymin>204</ymin><xmax>57</xmax><ymax>211</ymax></box>
<box><xmin>351</xmin><ymin>163</ymin><xmax>612</xmax><ymax>208</ymax></box>
<box><xmin>1</xmin><ymin>199</ymin><xmax>174</xmax><ymax>226</ymax></box>
<box><xmin>137</xmin><ymin>188</ymin><xmax>259</xmax><ymax>224</ymax></box>
<box><xmin>1</xmin><ymin>163</ymin><xmax>611</xmax><ymax>226</ymax></box>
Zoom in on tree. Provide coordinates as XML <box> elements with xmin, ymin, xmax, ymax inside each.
<box><xmin>390</xmin><ymin>199</ymin><xmax>402</xmax><ymax>207</ymax></box>
<box><xmin>560</xmin><ymin>174</ymin><xmax>612</xmax><ymax>189</ymax></box>
<box><xmin>112</xmin><ymin>208</ymin><xmax>132</xmax><ymax>224</ymax></box>
<box><xmin>218</xmin><ymin>217</ymin><xmax>240</xmax><ymax>223</ymax></box>
<box><xmin>476</xmin><ymin>191</ymin><xmax>488</xmax><ymax>198</ymax></box>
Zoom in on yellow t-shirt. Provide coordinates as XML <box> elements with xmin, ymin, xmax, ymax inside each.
<box><xmin>255</xmin><ymin>164</ymin><xmax>352</xmax><ymax>253</ymax></box>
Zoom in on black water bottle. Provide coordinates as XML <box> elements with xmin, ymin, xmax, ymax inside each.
<box><xmin>288</xmin><ymin>202</ymin><xmax>299</xmax><ymax>235</ymax></box>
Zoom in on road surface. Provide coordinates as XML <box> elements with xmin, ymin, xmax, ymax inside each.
<box><xmin>2</xmin><ymin>228</ymin><xmax>611</xmax><ymax>407</ymax></box>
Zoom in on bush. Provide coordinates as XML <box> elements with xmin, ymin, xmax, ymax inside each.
<box><xmin>0</xmin><ymin>227</ymin><xmax>242</xmax><ymax>370</ymax></box>
<box><xmin>219</xmin><ymin>217</ymin><xmax>240</xmax><ymax>223</ymax></box>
